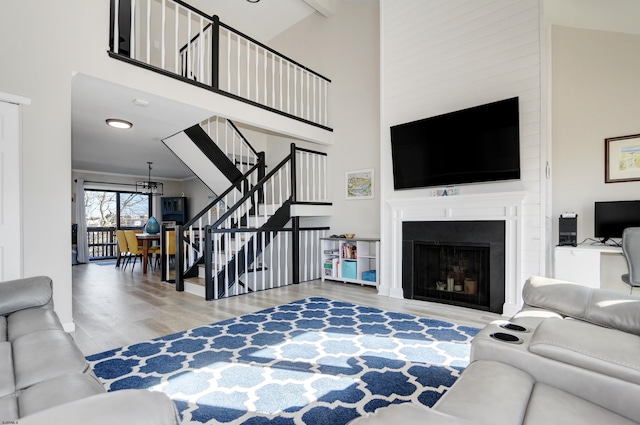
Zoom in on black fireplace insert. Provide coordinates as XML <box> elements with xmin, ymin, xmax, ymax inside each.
<box><xmin>402</xmin><ymin>220</ymin><xmax>505</xmax><ymax>313</ymax></box>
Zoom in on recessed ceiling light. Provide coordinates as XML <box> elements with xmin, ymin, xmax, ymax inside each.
<box><xmin>105</xmin><ymin>118</ymin><xmax>133</xmax><ymax>129</ymax></box>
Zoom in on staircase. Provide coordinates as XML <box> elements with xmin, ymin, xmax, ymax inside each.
<box><xmin>163</xmin><ymin>117</ymin><xmax>331</xmax><ymax>300</ymax></box>
<box><xmin>108</xmin><ymin>0</ymin><xmax>334</xmax><ymax>299</ymax></box>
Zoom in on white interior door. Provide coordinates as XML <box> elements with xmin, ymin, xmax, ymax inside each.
<box><xmin>0</xmin><ymin>95</ymin><xmax>29</xmax><ymax>281</ymax></box>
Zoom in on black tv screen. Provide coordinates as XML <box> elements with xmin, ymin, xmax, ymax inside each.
<box><xmin>390</xmin><ymin>97</ymin><xmax>520</xmax><ymax>190</ymax></box>
<box><xmin>594</xmin><ymin>200</ymin><xmax>640</xmax><ymax>240</ymax></box>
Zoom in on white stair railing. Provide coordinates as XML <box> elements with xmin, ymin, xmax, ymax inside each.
<box><xmin>110</xmin><ymin>0</ymin><xmax>331</xmax><ymax>128</ymax></box>
<box><xmin>200</xmin><ymin>116</ymin><xmax>260</xmax><ymax>176</ymax></box>
<box><xmin>204</xmin><ymin>156</ymin><xmax>293</xmax><ymax>300</ymax></box>
<box><xmin>218</xmin><ymin>24</ymin><xmax>330</xmax><ymax>127</ymax></box>
<box><xmin>294</xmin><ymin>147</ymin><xmax>329</xmax><ymax>203</ymax></box>
<box><xmin>179</xmin><ymin>166</ymin><xmax>258</xmax><ymax>276</ymax></box>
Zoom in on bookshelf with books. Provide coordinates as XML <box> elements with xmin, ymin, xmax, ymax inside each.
<box><xmin>320</xmin><ymin>237</ymin><xmax>380</xmax><ymax>286</ymax></box>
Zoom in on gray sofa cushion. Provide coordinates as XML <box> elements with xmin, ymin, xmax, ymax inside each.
<box><xmin>12</xmin><ymin>330</ymin><xmax>89</xmax><ymax>390</ymax></box>
<box><xmin>0</xmin><ymin>342</ymin><xmax>14</xmax><ymax>398</ymax></box>
<box><xmin>0</xmin><ymin>395</ymin><xmax>18</xmax><ymax>420</ymax></box>
<box><xmin>19</xmin><ymin>374</ymin><xmax>106</xmax><ymax>417</ymax></box>
<box><xmin>434</xmin><ymin>360</ymin><xmax>534</xmax><ymax>425</ymax></box>
<box><xmin>522</xmin><ymin>276</ymin><xmax>640</xmax><ymax>336</ymax></box>
<box><xmin>0</xmin><ymin>317</ymin><xmax>6</xmax><ymax>342</ymax></box>
<box><xmin>0</xmin><ymin>276</ymin><xmax>53</xmax><ymax>316</ymax></box>
<box><xmin>525</xmin><ymin>383</ymin><xmax>637</xmax><ymax>425</ymax></box>
<box><xmin>7</xmin><ymin>309</ymin><xmax>64</xmax><ymax>341</ymax></box>
<box><xmin>349</xmin><ymin>402</ymin><xmax>477</xmax><ymax>425</ymax></box>
<box><xmin>529</xmin><ymin>318</ymin><xmax>640</xmax><ymax>386</ymax></box>
<box><xmin>20</xmin><ymin>390</ymin><xmax>181</xmax><ymax>425</ymax></box>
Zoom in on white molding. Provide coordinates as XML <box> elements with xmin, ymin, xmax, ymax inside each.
<box><xmin>386</xmin><ymin>191</ymin><xmax>527</xmax><ymax>316</ymax></box>
<box><xmin>72</xmin><ymin>168</ymin><xmax>183</xmax><ymax>181</ymax></box>
<box><xmin>290</xmin><ymin>204</ymin><xmax>332</xmax><ymax>216</ymax></box>
<box><xmin>0</xmin><ymin>92</ymin><xmax>31</xmax><ymax>105</ymax></box>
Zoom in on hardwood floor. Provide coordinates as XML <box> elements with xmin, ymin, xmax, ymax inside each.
<box><xmin>72</xmin><ymin>261</ymin><xmax>501</xmax><ymax>356</ymax></box>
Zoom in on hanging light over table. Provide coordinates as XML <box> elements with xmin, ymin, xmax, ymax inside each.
<box><xmin>136</xmin><ymin>162</ymin><xmax>163</xmax><ymax>196</ymax></box>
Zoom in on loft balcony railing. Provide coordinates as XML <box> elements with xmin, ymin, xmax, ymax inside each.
<box><xmin>109</xmin><ymin>0</ymin><xmax>331</xmax><ymax>129</ymax></box>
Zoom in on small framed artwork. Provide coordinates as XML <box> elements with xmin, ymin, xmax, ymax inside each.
<box><xmin>346</xmin><ymin>169</ymin><xmax>374</xmax><ymax>200</ymax></box>
<box><xmin>605</xmin><ymin>134</ymin><xmax>640</xmax><ymax>183</ymax></box>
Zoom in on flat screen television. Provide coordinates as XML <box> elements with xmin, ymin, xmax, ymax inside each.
<box><xmin>390</xmin><ymin>97</ymin><xmax>520</xmax><ymax>190</ymax></box>
<box><xmin>594</xmin><ymin>200</ymin><xmax>640</xmax><ymax>241</ymax></box>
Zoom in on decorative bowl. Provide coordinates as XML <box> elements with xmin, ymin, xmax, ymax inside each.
<box><xmin>344</xmin><ymin>233</ymin><xmax>355</xmax><ymax>239</ymax></box>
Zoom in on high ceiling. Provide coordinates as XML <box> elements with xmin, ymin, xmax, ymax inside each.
<box><xmin>72</xmin><ymin>0</ymin><xmax>640</xmax><ymax>182</ymax></box>
<box><xmin>72</xmin><ymin>0</ymin><xmax>322</xmax><ymax>181</ymax></box>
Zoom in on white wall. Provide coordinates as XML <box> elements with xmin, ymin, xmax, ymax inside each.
<box><xmin>269</xmin><ymin>0</ymin><xmax>381</xmax><ymax>238</ymax></box>
<box><xmin>552</xmin><ymin>26</ymin><xmax>640</xmax><ymax>243</ymax></box>
<box><xmin>0</xmin><ymin>2</ymin><xmax>75</xmax><ymax>327</ymax></box>
<box><xmin>180</xmin><ymin>177</ymin><xmax>215</xmax><ymax>216</ymax></box>
<box><xmin>380</xmin><ymin>0</ymin><xmax>548</xmax><ymax>295</ymax></box>
<box><xmin>551</xmin><ymin>26</ymin><xmax>640</xmax><ymax>290</ymax></box>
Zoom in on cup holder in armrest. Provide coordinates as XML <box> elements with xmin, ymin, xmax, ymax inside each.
<box><xmin>499</xmin><ymin>323</ymin><xmax>529</xmax><ymax>333</ymax></box>
<box><xmin>490</xmin><ymin>332</ymin><xmax>523</xmax><ymax>344</ymax></box>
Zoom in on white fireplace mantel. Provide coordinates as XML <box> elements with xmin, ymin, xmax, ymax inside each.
<box><xmin>384</xmin><ymin>191</ymin><xmax>527</xmax><ymax>316</ymax></box>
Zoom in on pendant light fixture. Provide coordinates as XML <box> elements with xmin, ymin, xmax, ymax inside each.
<box><xmin>136</xmin><ymin>162</ymin><xmax>164</xmax><ymax>196</ymax></box>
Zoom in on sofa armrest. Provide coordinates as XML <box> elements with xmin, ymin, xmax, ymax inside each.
<box><xmin>0</xmin><ymin>276</ymin><xmax>53</xmax><ymax>316</ymax></box>
<box><xmin>522</xmin><ymin>276</ymin><xmax>640</xmax><ymax>336</ymax></box>
<box><xmin>348</xmin><ymin>403</ymin><xmax>478</xmax><ymax>425</ymax></box>
<box><xmin>20</xmin><ymin>390</ymin><xmax>180</xmax><ymax>425</ymax></box>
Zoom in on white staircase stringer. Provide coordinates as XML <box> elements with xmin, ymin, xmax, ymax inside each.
<box><xmin>163</xmin><ymin>131</ymin><xmax>242</xmax><ymax>197</ymax></box>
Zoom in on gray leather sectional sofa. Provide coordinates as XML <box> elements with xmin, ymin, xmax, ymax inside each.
<box><xmin>0</xmin><ymin>276</ymin><xmax>180</xmax><ymax>425</ymax></box>
<box><xmin>352</xmin><ymin>276</ymin><xmax>640</xmax><ymax>425</ymax></box>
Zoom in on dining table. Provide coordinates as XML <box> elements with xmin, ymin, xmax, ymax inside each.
<box><xmin>135</xmin><ymin>233</ymin><xmax>160</xmax><ymax>274</ymax></box>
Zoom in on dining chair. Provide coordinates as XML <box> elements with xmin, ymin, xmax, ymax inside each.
<box><xmin>115</xmin><ymin>230</ymin><xmax>131</xmax><ymax>269</ymax></box>
<box><xmin>148</xmin><ymin>243</ymin><xmax>161</xmax><ymax>270</ymax></box>
<box><xmin>124</xmin><ymin>230</ymin><xmax>145</xmax><ymax>271</ymax></box>
<box><xmin>621</xmin><ymin>227</ymin><xmax>640</xmax><ymax>294</ymax></box>
<box><xmin>166</xmin><ymin>230</ymin><xmax>176</xmax><ymax>263</ymax></box>
<box><xmin>153</xmin><ymin>229</ymin><xmax>175</xmax><ymax>270</ymax></box>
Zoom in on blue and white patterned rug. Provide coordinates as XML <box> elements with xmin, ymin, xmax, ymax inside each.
<box><xmin>87</xmin><ymin>297</ymin><xmax>479</xmax><ymax>424</ymax></box>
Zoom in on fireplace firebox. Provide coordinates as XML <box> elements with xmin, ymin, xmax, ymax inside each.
<box><xmin>402</xmin><ymin>221</ymin><xmax>505</xmax><ymax>313</ymax></box>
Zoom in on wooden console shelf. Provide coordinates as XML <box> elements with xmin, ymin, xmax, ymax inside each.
<box><xmin>320</xmin><ymin>237</ymin><xmax>380</xmax><ymax>287</ymax></box>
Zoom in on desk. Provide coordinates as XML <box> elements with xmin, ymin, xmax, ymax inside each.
<box><xmin>554</xmin><ymin>244</ymin><xmax>623</xmax><ymax>288</ymax></box>
<box><xmin>136</xmin><ymin>233</ymin><xmax>160</xmax><ymax>274</ymax></box>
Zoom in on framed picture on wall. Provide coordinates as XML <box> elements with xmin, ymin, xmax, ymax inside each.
<box><xmin>346</xmin><ymin>169</ymin><xmax>374</xmax><ymax>200</ymax></box>
<box><xmin>605</xmin><ymin>134</ymin><xmax>640</xmax><ymax>183</ymax></box>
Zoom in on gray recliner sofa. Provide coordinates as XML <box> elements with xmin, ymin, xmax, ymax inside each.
<box><xmin>351</xmin><ymin>276</ymin><xmax>640</xmax><ymax>425</ymax></box>
<box><xmin>0</xmin><ymin>276</ymin><xmax>181</xmax><ymax>424</ymax></box>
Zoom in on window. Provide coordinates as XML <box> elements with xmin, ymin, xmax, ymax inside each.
<box><xmin>84</xmin><ymin>190</ymin><xmax>151</xmax><ymax>259</ymax></box>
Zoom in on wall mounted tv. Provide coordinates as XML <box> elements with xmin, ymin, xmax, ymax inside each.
<box><xmin>594</xmin><ymin>200</ymin><xmax>640</xmax><ymax>242</ymax></box>
<box><xmin>390</xmin><ymin>97</ymin><xmax>521</xmax><ymax>190</ymax></box>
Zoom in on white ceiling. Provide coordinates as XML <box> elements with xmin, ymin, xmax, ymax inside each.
<box><xmin>71</xmin><ymin>73</ymin><xmax>212</xmax><ymax>180</ymax></box>
<box><xmin>72</xmin><ymin>0</ymin><xmax>640</xmax><ymax>181</ymax></box>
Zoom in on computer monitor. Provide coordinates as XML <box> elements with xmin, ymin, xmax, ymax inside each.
<box><xmin>594</xmin><ymin>200</ymin><xmax>640</xmax><ymax>242</ymax></box>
